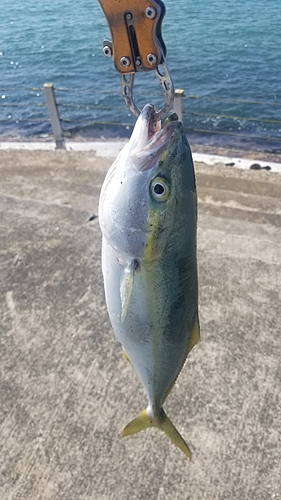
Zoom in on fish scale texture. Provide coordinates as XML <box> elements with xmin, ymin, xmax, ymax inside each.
<box><xmin>0</xmin><ymin>149</ymin><xmax>281</xmax><ymax>500</ymax></box>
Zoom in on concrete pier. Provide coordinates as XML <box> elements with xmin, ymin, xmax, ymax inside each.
<box><xmin>0</xmin><ymin>148</ymin><xmax>281</xmax><ymax>499</ymax></box>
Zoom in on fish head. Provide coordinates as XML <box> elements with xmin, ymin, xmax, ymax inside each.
<box><xmin>99</xmin><ymin>104</ymin><xmax>197</xmax><ymax>261</ymax></box>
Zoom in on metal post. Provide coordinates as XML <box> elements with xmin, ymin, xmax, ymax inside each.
<box><xmin>173</xmin><ymin>88</ymin><xmax>184</xmax><ymax>124</ymax></box>
<box><xmin>43</xmin><ymin>83</ymin><xmax>65</xmax><ymax>149</ymax></box>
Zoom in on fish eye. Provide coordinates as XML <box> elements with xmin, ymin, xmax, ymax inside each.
<box><xmin>150</xmin><ymin>177</ymin><xmax>170</xmax><ymax>202</ymax></box>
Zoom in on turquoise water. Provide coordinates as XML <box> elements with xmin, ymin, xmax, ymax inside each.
<box><xmin>0</xmin><ymin>0</ymin><xmax>280</xmax><ymax>151</ymax></box>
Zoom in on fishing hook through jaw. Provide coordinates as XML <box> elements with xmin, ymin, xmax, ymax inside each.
<box><xmin>121</xmin><ymin>56</ymin><xmax>174</xmax><ymax>123</ymax></box>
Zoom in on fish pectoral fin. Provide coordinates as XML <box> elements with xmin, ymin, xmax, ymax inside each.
<box><xmin>120</xmin><ymin>264</ymin><xmax>134</xmax><ymax>323</ymax></box>
<box><xmin>187</xmin><ymin>315</ymin><xmax>200</xmax><ymax>355</ymax></box>
<box><xmin>122</xmin><ymin>407</ymin><xmax>192</xmax><ymax>459</ymax></box>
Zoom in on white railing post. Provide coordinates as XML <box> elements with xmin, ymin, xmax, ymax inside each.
<box><xmin>44</xmin><ymin>83</ymin><xmax>65</xmax><ymax>149</ymax></box>
<box><xmin>173</xmin><ymin>88</ymin><xmax>184</xmax><ymax>124</ymax></box>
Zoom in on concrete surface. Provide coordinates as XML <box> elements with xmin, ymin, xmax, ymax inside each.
<box><xmin>0</xmin><ymin>148</ymin><xmax>281</xmax><ymax>500</ymax></box>
<box><xmin>1</xmin><ymin>141</ymin><xmax>281</xmax><ymax>173</ymax></box>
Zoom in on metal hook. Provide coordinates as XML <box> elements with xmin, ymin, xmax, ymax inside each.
<box><xmin>121</xmin><ymin>54</ymin><xmax>174</xmax><ymax>122</ymax></box>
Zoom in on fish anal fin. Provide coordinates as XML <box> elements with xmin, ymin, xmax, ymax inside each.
<box><xmin>187</xmin><ymin>315</ymin><xmax>200</xmax><ymax>355</ymax></box>
<box><xmin>122</xmin><ymin>407</ymin><xmax>191</xmax><ymax>459</ymax></box>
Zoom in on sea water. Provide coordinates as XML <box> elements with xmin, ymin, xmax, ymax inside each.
<box><xmin>0</xmin><ymin>0</ymin><xmax>280</xmax><ymax>151</ymax></box>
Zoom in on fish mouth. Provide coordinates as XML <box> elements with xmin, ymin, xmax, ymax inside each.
<box><xmin>143</xmin><ymin>104</ymin><xmax>181</xmax><ymax>150</ymax></box>
<box><xmin>145</xmin><ymin>113</ymin><xmax>180</xmax><ymax>151</ymax></box>
<box><xmin>130</xmin><ymin>104</ymin><xmax>181</xmax><ymax>171</ymax></box>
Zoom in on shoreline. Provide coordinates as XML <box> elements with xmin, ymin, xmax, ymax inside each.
<box><xmin>1</xmin><ymin>139</ymin><xmax>281</xmax><ymax>173</ymax></box>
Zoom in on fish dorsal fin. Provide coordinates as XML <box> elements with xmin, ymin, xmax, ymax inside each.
<box><xmin>187</xmin><ymin>315</ymin><xmax>200</xmax><ymax>355</ymax></box>
<box><xmin>120</xmin><ymin>262</ymin><xmax>135</xmax><ymax>323</ymax></box>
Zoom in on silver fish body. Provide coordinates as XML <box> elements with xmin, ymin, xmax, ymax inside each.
<box><xmin>99</xmin><ymin>104</ymin><xmax>199</xmax><ymax>457</ymax></box>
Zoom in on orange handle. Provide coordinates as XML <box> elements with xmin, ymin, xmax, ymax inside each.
<box><xmin>98</xmin><ymin>0</ymin><xmax>165</xmax><ymax>73</ymax></box>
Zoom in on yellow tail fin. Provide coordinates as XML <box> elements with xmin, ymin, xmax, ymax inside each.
<box><xmin>122</xmin><ymin>407</ymin><xmax>191</xmax><ymax>459</ymax></box>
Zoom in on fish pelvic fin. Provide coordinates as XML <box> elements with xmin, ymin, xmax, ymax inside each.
<box><xmin>122</xmin><ymin>407</ymin><xmax>192</xmax><ymax>459</ymax></box>
<box><xmin>122</xmin><ymin>348</ymin><xmax>132</xmax><ymax>366</ymax></box>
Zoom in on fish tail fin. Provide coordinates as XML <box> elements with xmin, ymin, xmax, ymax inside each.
<box><xmin>122</xmin><ymin>408</ymin><xmax>152</xmax><ymax>436</ymax></box>
<box><xmin>122</xmin><ymin>407</ymin><xmax>192</xmax><ymax>459</ymax></box>
<box><xmin>158</xmin><ymin>409</ymin><xmax>192</xmax><ymax>459</ymax></box>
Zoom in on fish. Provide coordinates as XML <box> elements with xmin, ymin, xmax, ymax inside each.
<box><xmin>99</xmin><ymin>104</ymin><xmax>199</xmax><ymax>458</ymax></box>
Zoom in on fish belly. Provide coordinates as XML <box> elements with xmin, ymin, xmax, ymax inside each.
<box><xmin>102</xmin><ymin>237</ymin><xmax>198</xmax><ymax>407</ymax></box>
